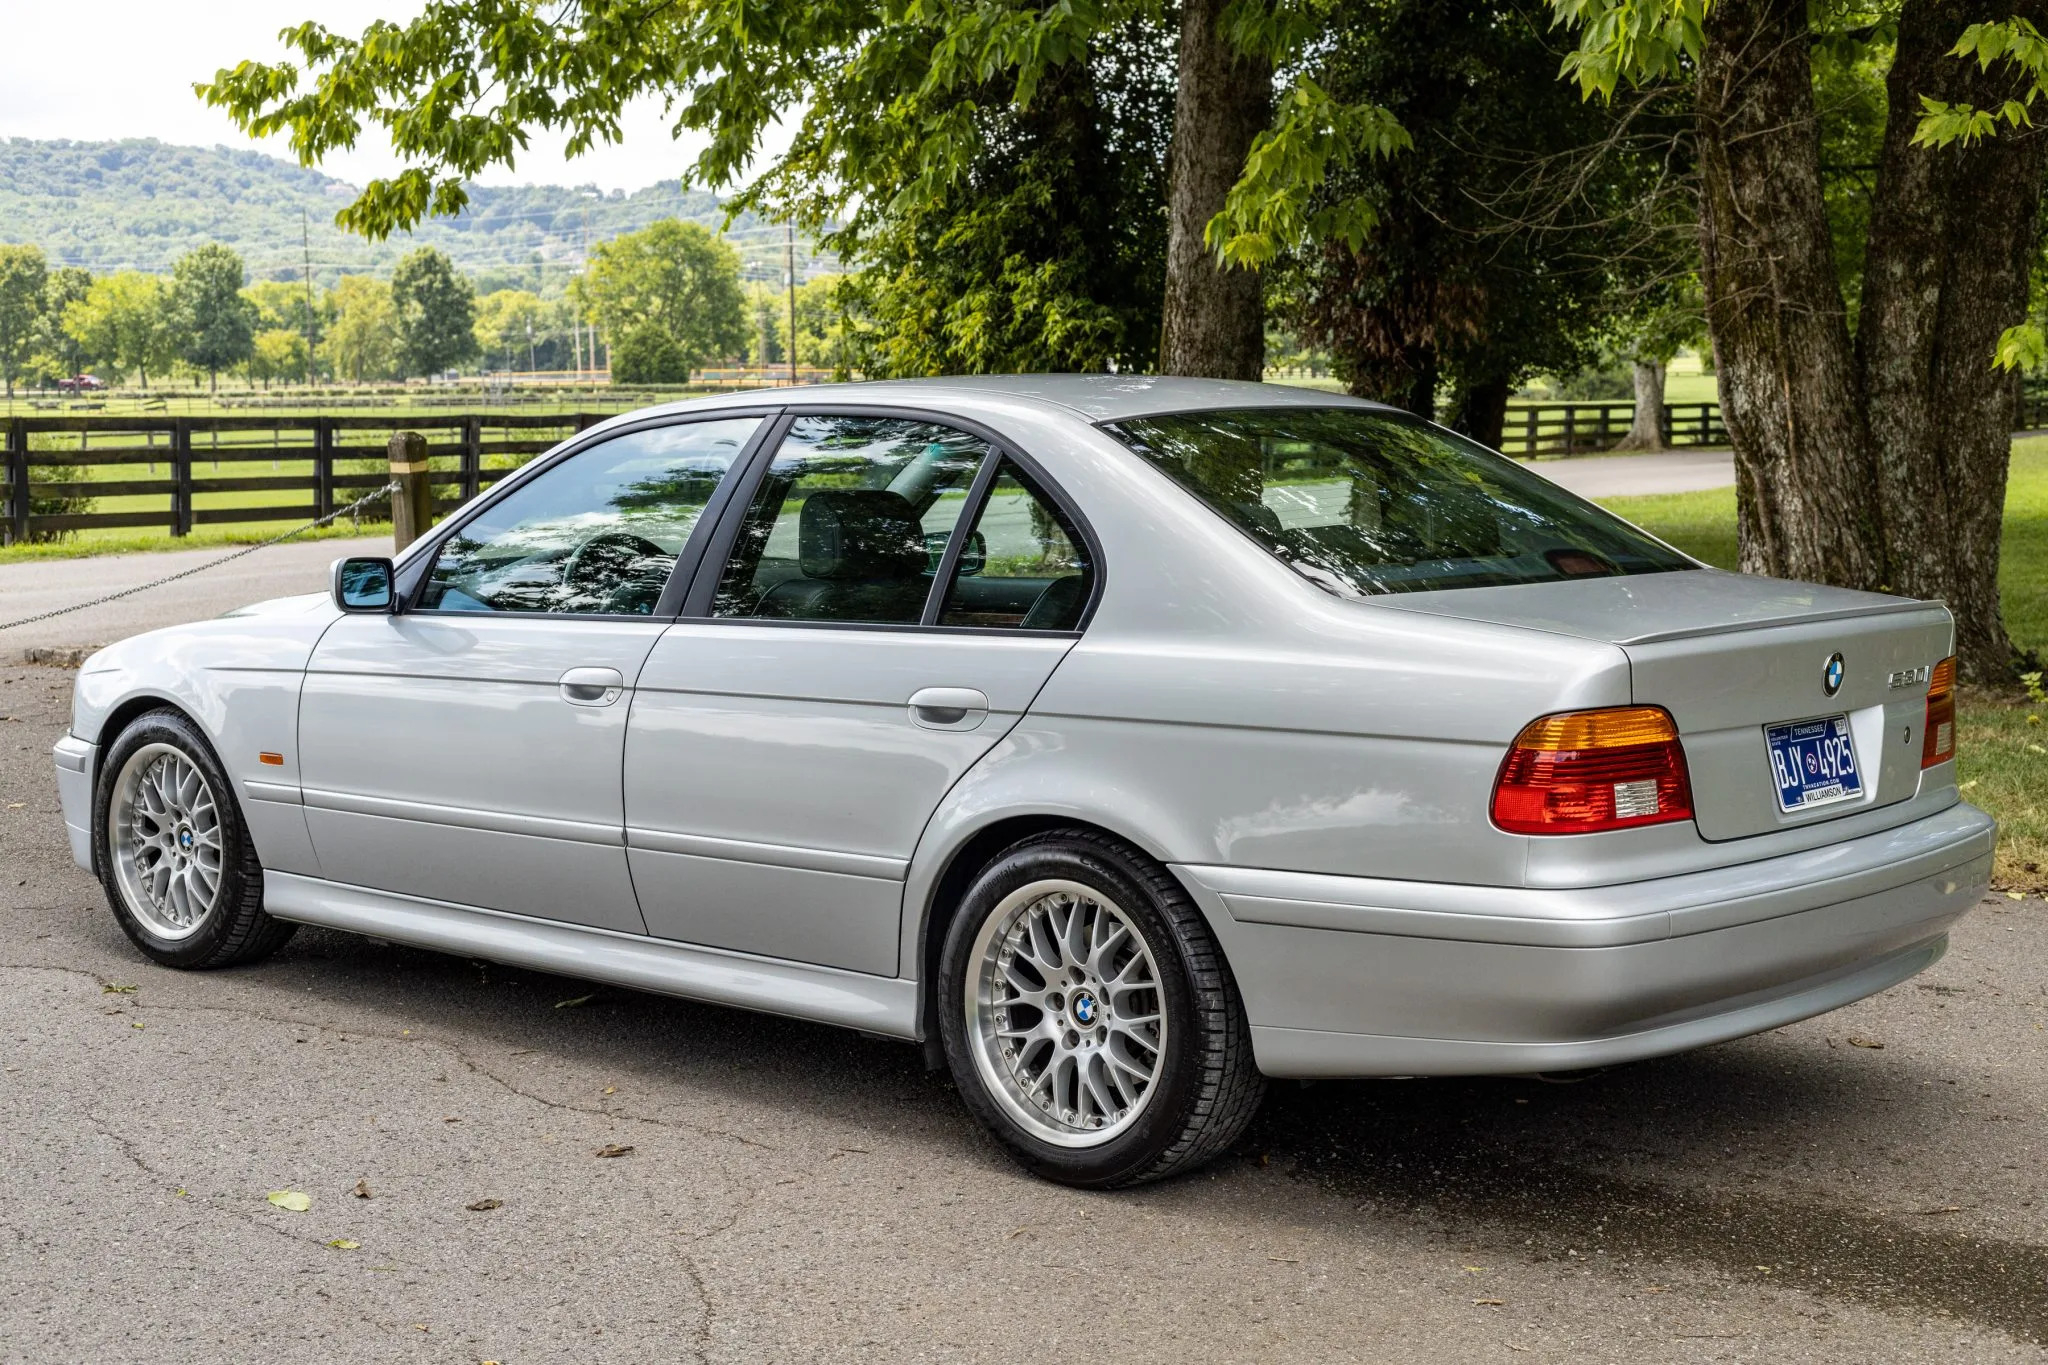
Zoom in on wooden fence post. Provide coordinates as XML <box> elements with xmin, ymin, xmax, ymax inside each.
<box><xmin>4</xmin><ymin>418</ymin><xmax>26</xmax><ymax>547</ymax></box>
<box><xmin>461</xmin><ymin>415</ymin><xmax>482</xmax><ymax>505</ymax></box>
<box><xmin>313</xmin><ymin>417</ymin><xmax>334</xmax><ymax>518</ymax></box>
<box><xmin>171</xmin><ymin>419</ymin><xmax>193</xmax><ymax>537</ymax></box>
<box><xmin>388</xmin><ymin>430</ymin><xmax>435</xmax><ymax>551</ymax></box>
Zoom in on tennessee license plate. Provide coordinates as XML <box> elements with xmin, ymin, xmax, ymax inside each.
<box><xmin>1766</xmin><ymin>715</ymin><xmax>1863</xmax><ymax>813</ymax></box>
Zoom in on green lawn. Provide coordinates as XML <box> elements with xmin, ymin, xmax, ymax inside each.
<box><xmin>1602</xmin><ymin>440</ymin><xmax>2048</xmax><ymax>892</ymax></box>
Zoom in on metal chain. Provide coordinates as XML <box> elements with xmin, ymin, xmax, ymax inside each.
<box><xmin>0</xmin><ymin>481</ymin><xmax>401</xmax><ymax>634</ymax></box>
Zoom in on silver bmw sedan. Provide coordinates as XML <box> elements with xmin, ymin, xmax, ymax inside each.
<box><xmin>51</xmin><ymin>376</ymin><xmax>1993</xmax><ymax>1187</ymax></box>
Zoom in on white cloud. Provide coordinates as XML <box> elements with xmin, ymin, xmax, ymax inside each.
<box><xmin>0</xmin><ymin>0</ymin><xmax>751</xmax><ymax>193</ymax></box>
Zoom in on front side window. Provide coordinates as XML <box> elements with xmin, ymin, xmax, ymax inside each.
<box><xmin>712</xmin><ymin>416</ymin><xmax>991</xmax><ymax>624</ymax></box>
<box><xmin>939</xmin><ymin>462</ymin><xmax>1093</xmax><ymax>630</ymax></box>
<box><xmin>1104</xmin><ymin>407</ymin><xmax>1693</xmax><ymax>596</ymax></box>
<box><xmin>418</xmin><ymin>418</ymin><xmax>760</xmax><ymax>616</ymax></box>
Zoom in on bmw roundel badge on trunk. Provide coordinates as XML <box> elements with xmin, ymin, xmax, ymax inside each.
<box><xmin>1823</xmin><ymin>652</ymin><xmax>1845</xmax><ymax>697</ymax></box>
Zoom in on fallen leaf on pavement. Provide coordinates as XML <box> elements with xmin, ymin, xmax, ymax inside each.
<box><xmin>326</xmin><ymin>1239</ymin><xmax>360</xmax><ymax>1250</ymax></box>
<box><xmin>602</xmin><ymin>1086</ymin><xmax>616</xmax><ymax>1095</ymax></box>
<box><xmin>1917</xmin><ymin>1205</ymin><xmax>1964</xmax><ymax>1215</ymax></box>
<box><xmin>101</xmin><ymin>983</ymin><xmax>136</xmax><ymax>994</ymax></box>
<box><xmin>554</xmin><ymin>994</ymin><xmax>595</xmax><ymax>1009</ymax></box>
<box><xmin>267</xmin><ymin>1190</ymin><xmax>312</xmax><ymax>1212</ymax></box>
<box><xmin>595</xmin><ymin>1144</ymin><xmax>635</xmax><ymax>1159</ymax></box>
<box><xmin>353</xmin><ymin>1179</ymin><xmax>373</xmax><ymax>1199</ymax></box>
<box><xmin>1473</xmin><ymin>1298</ymin><xmax>1506</xmax><ymax>1306</ymax></box>
<box><xmin>1847</xmin><ymin>1036</ymin><xmax>1884</xmax><ymax>1049</ymax></box>
<box><xmin>465</xmin><ymin>1198</ymin><xmax>503</xmax><ymax>1212</ymax></box>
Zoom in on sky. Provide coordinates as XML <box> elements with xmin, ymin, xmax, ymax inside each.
<box><xmin>0</xmin><ymin>0</ymin><xmax>745</xmax><ymax>193</ymax></box>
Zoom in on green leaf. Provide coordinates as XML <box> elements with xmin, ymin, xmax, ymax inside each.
<box><xmin>1994</xmin><ymin>322</ymin><xmax>2046</xmax><ymax>373</ymax></box>
<box><xmin>326</xmin><ymin>1238</ymin><xmax>361</xmax><ymax>1250</ymax></box>
<box><xmin>267</xmin><ymin>1190</ymin><xmax>312</xmax><ymax>1212</ymax></box>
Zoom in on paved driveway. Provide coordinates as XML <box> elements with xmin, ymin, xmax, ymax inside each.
<box><xmin>1</xmin><ymin>662</ymin><xmax>2041</xmax><ymax>1362</ymax></box>
<box><xmin>0</xmin><ymin>536</ymin><xmax>392</xmax><ymax>660</ymax></box>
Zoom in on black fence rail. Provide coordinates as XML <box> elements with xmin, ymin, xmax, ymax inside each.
<box><xmin>1499</xmin><ymin>401</ymin><xmax>1727</xmax><ymax>457</ymax></box>
<box><xmin>1</xmin><ymin>413</ymin><xmax>607</xmax><ymax>546</ymax></box>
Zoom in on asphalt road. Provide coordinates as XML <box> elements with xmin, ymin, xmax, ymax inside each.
<box><xmin>1</xmin><ymin>662</ymin><xmax>2042</xmax><ymax>1363</ymax></box>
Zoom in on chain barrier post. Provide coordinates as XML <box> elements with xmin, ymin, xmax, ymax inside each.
<box><xmin>388</xmin><ymin>430</ymin><xmax>435</xmax><ymax>552</ymax></box>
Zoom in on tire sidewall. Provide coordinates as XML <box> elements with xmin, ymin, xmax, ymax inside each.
<box><xmin>93</xmin><ymin>710</ymin><xmax>256</xmax><ymax>968</ymax></box>
<box><xmin>939</xmin><ymin>836</ymin><xmax>1210</xmax><ymax>1187</ymax></box>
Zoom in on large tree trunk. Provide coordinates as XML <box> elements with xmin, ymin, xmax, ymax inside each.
<box><xmin>1449</xmin><ymin>374</ymin><xmax>1511</xmax><ymax>450</ymax></box>
<box><xmin>1859</xmin><ymin>0</ymin><xmax>2048</xmax><ymax>680</ymax></box>
<box><xmin>1160</xmin><ymin>0</ymin><xmax>1271</xmax><ymax>379</ymax></box>
<box><xmin>1695</xmin><ymin>0</ymin><xmax>1884</xmax><ymax>586</ymax></box>
<box><xmin>1611</xmin><ymin>359</ymin><xmax>1668</xmax><ymax>452</ymax></box>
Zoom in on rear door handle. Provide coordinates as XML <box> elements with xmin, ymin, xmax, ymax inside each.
<box><xmin>909</xmin><ymin>686</ymin><xmax>989</xmax><ymax>731</ymax></box>
<box><xmin>560</xmin><ymin>666</ymin><xmax>625</xmax><ymax>706</ymax></box>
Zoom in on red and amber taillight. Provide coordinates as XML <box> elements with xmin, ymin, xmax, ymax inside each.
<box><xmin>1492</xmin><ymin>706</ymin><xmax>1695</xmax><ymax>835</ymax></box>
<box><xmin>1921</xmin><ymin>656</ymin><xmax>1957</xmax><ymax>768</ymax></box>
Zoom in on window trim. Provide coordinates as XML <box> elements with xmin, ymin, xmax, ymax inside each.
<box><xmin>678</xmin><ymin>403</ymin><xmax>1105</xmax><ymax>635</ymax></box>
<box><xmin>396</xmin><ymin>409</ymin><xmax>786</xmax><ymax>621</ymax></box>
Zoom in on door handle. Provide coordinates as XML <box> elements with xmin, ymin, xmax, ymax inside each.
<box><xmin>560</xmin><ymin>666</ymin><xmax>625</xmax><ymax>706</ymax></box>
<box><xmin>908</xmin><ymin>686</ymin><xmax>989</xmax><ymax>731</ymax></box>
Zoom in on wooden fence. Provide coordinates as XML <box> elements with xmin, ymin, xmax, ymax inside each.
<box><xmin>1498</xmin><ymin>401</ymin><xmax>1726</xmax><ymax>457</ymax></box>
<box><xmin>1</xmin><ymin>413</ymin><xmax>606</xmax><ymax>546</ymax></box>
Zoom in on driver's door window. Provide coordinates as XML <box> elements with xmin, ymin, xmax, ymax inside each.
<box><xmin>418</xmin><ymin>417</ymin><xmax>761</xmax><ymax>616</ymax></box>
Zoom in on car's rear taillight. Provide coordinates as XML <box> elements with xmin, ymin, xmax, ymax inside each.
<box><xmin>1922</xmin><ymin>656</ymin><xmax>1957</xmax><ymax>768</ymax></box>
<box><xmin>1492</xmin><ymin>706</ymin><xmax>1694</xmax><ymax>835</ymax></box>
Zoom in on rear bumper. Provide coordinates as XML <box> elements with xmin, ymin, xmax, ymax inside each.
<box><xmin>1174</xmin><ymin>800</ymin><xmax>1995</xmax><ymax>1078</ymax></box>
<box><xmin>52</xmin><ymin>734</ymin><xmax>95</xmax><ymax>872</ymax></box>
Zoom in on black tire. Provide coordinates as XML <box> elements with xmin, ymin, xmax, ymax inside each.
<box><xmin>937</xmin><ymin>828</ymin><xmax>1265</xmax><ymax>1188</ymax></box>
<box><xmin>92</xmin><ymin>708</ymin><xmax>296</xmax><ymax>969</ymax></box>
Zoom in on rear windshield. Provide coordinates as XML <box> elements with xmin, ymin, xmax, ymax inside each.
<box><xmin>1103</xmin><ymin>407</ymin><xmax>1694</xmax><ymax>596</ymax></box>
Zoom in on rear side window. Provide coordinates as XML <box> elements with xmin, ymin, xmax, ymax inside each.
<box><xmin>939</xmin><ymin>462</ymin><xmax>1092</xmax><ymax>630</ymax></box>
<box><xmin>1103</xmin><ymin>408</ymin><xmax>1692</xmax><ymax>596</ymax></box>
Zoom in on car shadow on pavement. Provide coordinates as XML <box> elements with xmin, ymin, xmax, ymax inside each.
<box><xmin>255</xmin><ymin>926</ymin><xmax>2046</xmax><ymax>1346</ymax></box>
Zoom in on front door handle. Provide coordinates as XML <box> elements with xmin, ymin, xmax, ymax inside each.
<box><xmin>909</xmin><ymin>686</ymin><xmax>989</xmax><ymax>731</ymax></box>
<box><xmin>560</xmin><ymin>666</ymin><xmax>625</xmax><ymax>706</ymax></box>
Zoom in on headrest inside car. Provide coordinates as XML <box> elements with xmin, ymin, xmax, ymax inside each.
<box><xmin>798</xmin><ymin>489</ymin><xmax>928</xmax><ymax>581</ymax></box>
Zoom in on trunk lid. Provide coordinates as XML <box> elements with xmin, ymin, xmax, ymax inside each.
<box><xmin>1377</xmin><ymin>569</ymin><xmax>1953</xmax><ymax>840</ymax></box>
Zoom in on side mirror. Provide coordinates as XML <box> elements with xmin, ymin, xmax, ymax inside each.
<box><xmin>333</xmin><ymin>556</ymin><xmax>396</xmax><ymax>613</ymax></box>
<box><xmin>955</xmin><ymin>530</ymin><xmax>987</xmax><ymax>577</ymax></box>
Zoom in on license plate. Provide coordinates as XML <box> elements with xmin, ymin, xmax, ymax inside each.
<box><xmin>1766</xmin><ymin>715</ymin><xmax>1863</xmax><ymax>813</ymax></box>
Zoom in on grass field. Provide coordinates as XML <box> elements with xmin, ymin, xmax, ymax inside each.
<box><xmin>1602</xmin><ymin>439</ymin><xmax>2048</xmax><ymax>892</ymax></box>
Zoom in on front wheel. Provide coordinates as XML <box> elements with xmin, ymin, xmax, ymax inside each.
<box><xmin>93</xmin><ymin>709</ymin><xmax>296</xmax><ymax>969</ymax></box>
<box><xmin>938</xmin><ymin>830</ymin><xmax>1265</xmax><ymax>1187</ymax></box>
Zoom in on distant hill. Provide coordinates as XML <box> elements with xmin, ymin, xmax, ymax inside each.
<box><xmin>0</xmin><ymin>137</ymin><xmax>829</xmax><ymax>289</ymax></box>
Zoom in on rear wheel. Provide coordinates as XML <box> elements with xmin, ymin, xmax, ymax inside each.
<box><xmin>93</xmin><ymin>709</ymin><xmax>296</xmax><ymax>969</ymax></box>
<box><xmin>938</xmin><ymin>829</ymin><xmax>1265</xmax><ymax>1187</ymax></box>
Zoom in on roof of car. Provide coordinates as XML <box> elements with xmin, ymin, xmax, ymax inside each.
<box><xmin>637</xmin><ymin>374</ymin><xmax>1400</xmax><ymax>425</ymax></box>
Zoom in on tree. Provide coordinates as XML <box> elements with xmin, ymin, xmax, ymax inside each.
<box><xmin>570</xmin><ymin>220</ymin><xmax>744</xmax><ymax>373</ymax></box>
<box><xmin>1553</xmin><ymin>0</ymin><xmax>2048</xmax><ymax>680</ymax></box>
<box><xmin>249</xmin><ymin>328</ymin><xmax>311</xmax><ymax>385</ymax></box>
<box><xmin>609</xmin><ymin>322</ymin><xmax>692</xmax><ymax>383</ymax></box>
<box><xmin>473</xmin><ymin>288</ymin><xmax>549</xmax><ymax>371</ymax></box>
<box><xmin>33</xmin><ymin>267</ymin><xmax>92</xmax><ymax>383</ymax></box>
<box><xmin>171</xmin><ymin>244</ymin><xmax>258</xmax><ymax>391</ymax></box>
<box><xmin>198</xmin><ymin>1</ymin><xmax>1403</xmax><ymax>380</ymax></box>
<box><xmin>389</xmin><ymin>247</ymin><xmax>478</xmax><ymax>377</ymax></box>
<box><xmin>64</xmin><ymin>271</ymin><xmax>177</xmax><ymax>389</ymax></box>
<box><xmin>1271</xmin><ymin>0</ymin><xmax>1679</xmax><ymax>445</ymax></box>
<box><xmin>0</xmin><ymin>245</ymin><xmax>48</xmax><ymax>398</ymax></box>
<box><xmin>322</xmin><ymin>275</ymin><xmax>398</xmax><ymax>382</ymax></box>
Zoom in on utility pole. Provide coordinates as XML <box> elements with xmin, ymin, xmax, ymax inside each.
<box><xmin>525</xmin><ymin>315</ymin><xmax>536</xmax><ymax>375</ymax></box>
<box><xmin>301</xmin><ymin>208</ymin><xmax>316</xmax><ymax>384</ymax></box>
<box><xmin>786</xmin><ymin>224</ymin><xmax>798</xmax><ymax>386</ymax></box>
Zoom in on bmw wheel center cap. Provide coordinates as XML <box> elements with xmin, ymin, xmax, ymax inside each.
<box><xmin>1071</xmin><ymin>991</ymin><xmax>1099</xmax><ymax>1027</ymax></box>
